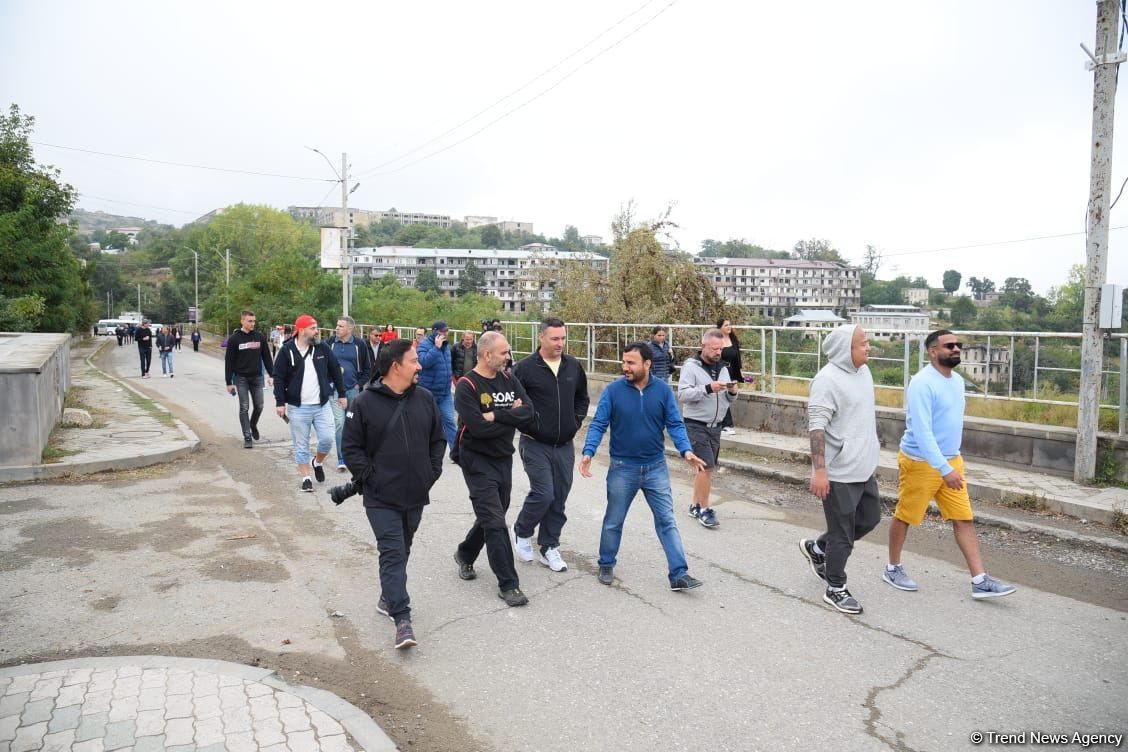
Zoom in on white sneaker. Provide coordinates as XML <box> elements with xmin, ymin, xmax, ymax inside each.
<box><xmin>539</xmin><ymin>547</ymin><xmax>568</xmax><ymax>572</ymax></box>
<box><xmin>514</xmin><ymin>531</ymin><xmax>535</xmax><ymax>563</ymax></box>
<box><xmin>721</xmin><ymin>427</ymin><xmax>736</xmax><ymax>435</ymax></box>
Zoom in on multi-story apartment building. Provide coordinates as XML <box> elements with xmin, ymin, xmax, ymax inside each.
<box><xmin>348</xmin><ymin>244</ymin><xmax>608</xmax><ymax>312</ymax></box>
<box><xmin>849</xmin><ymin>304</ymin><xmax>930</xmax><ymax>340</ymax></box>
<box><xmin>691</xmin><ymin>257</ymin><xmax>862</xmax><ymax>319</ymax></box>
<box><xmin>463</xmin><ymin>216</ymin><xmax>535</xmax><ymax>235</ymax></box>
<box><xmin>903</xmin><ymin>287</ymin><xmax>929</xmax><ymax>306</ymax></box>
<box><xmin>288</xmin><ymin>206</ymin><xmax>453</xmax><ymax>233</ymax></box>
<box><xmin>960</xmin><ymin>344</ymin><xmax>1010</xmax><ymax>388</ymax></box>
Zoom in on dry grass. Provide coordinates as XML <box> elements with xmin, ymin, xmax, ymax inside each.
<box><xmin>767</xmin><ymin>377</ymin><xmax>1115</xmax><ymax>431</ymax></box>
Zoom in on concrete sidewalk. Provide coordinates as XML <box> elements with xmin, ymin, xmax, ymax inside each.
<box><xmin>0</xmin><ymin>338</ymin><xmax>199</xmax><ymax>483</ymax></box>
<box><xmin>0</xmin><ymin>657</ymin><xmax>393</xmax><ymax>752</ymax></box>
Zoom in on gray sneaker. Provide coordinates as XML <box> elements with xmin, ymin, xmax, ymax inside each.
<box><xmin>597</xmin><ymin>566</ymin><xmax>614</xmax><ymax>585</ymax></box>
<box><xmin>823</xmin><ymin>587</ymin><xmax>862</xmax><ymax>614</ymax></box>
<box><xmin>882</xmin><ymin>565</ymin><xmax>919</xmax><ymax>592</ymax></box>
<box><xmin>972</xmin><ymin>575</ymin><xmax>1016</xmax><ymax>599</ymax></box>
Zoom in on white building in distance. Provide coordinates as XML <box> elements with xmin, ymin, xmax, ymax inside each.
<box><xmin>288</xmin><ymin>206</ymin><xmax>454</xmax><ymax>232</ymax></box>
<box><xmin>849</xmin><ymin>304</ymin><xmax>930</xmax><ymax>340</ymax></box>
<box><xmin>692</xmin><ymin>257</ymin><xmax>862</xmax><ymax>319</ymax></box>
<box><xmin>349</xmin><ymin>245</ymin><xmax>608</xmax><ymax>312</ymax></box>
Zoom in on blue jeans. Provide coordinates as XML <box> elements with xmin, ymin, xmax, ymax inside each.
<box><xmin>159</xmin><ymin>351</ymin><xmax>173</xmax><ymax>374</ymax></box>
<box><xmin>432</xmin><ymin>387</ymin><xmax>457</xmax><ymax>450</ymax></box>
<box><xmin>331</xmin><ymin>386</ymin><xmax>360</xmax><ymax>463</ymax></box>
<box><xmin>598</xmin><ymin>458</ymin><xmax>688</xmax><ymax>583</ymax></box>
<box><xmin>287</xmin><ymin>402</ymin><xmax>335</xmax><ymax>466</ymax></box>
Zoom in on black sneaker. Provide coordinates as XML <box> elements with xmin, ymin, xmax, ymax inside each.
<box><xmin>698</xmin><ymin>508</ymin><xmax>719</xmax><ymax>528</ymax></box>
<box><xmin>300</xmin><ymin>478</ymin><xmax>313</xmax><ymax>493</ymax></box>
<box><xmin>312</xmin><ymin>461</ymin><xmax>326</xmax><ymax>483</ymax></box>
<box><xmin>454</xmin><ymin>552</ymin><xmax>476</xmax><ymax>581</ymax></box>
<box><xmin>394</xmin><ymin>619</ymin><xmax>416</xmax><ymax>649</ymax></box>
<box><xmin>597</xmin><ymin>566</ymin><xmax>614</xmax><ymax>585</ymax></box>
<box><xmin>670</xmin><ymin>574</ymin><xmax>703</xmax><ymax>591</ymax></box>
<box><xmin>243</xmin><ymin>438</ymin><xmax>253</xmax><ymax>449</ymax></box>
<box><xmin>376</xmin><ymin>596</ymin><xmax>391</xmax><ymax>620</ymax></box>
<box><xmin>250</xmin><ymin>424</ymin><xmax>260</xmax><ymax>441</ymax></box>
<box><xmin>799</xmin><ymin>539</ymin><xmax>827</xmax><ymax>582</ymax></box>
<box><xmin>823</xmin><ymin>587</ymin><xmax>863</xmax><ymax>614</ymax></box>
<box><xmin>498</xmin><ymin>588</ymin><xmax>529</xmax><ymax>607</ymax></box>
<box><xmin>688</xmin><ymin>504</ymin><xmax>701</xmax><ymax>519</ymax></box>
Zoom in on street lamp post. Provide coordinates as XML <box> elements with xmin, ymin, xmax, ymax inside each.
<box><xmin>184</xmin><ymin>246</ymin><xmax>230</xmax><ymax>333</ymax></box>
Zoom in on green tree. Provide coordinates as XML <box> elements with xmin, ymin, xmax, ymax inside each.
<box><xmin>415</xmin><ymin>268</ymin><xmax>441</xmax><ymax>293</ymax></box>
<box><xmin>942</xmin><ymin>269</ymin><xmax>962</xmax><ymax>294</ymax></box>
<box><xmin>791</xmin><ymin>238</ymin><xmax>845</xmax><ymax>263</ymax></box>
<box><xmin>561</xmin><ymin>225</ymin><xmax>582</xmax><ymax>251</ymax></box>
<box><xmin>457</xmin><ymin>261</ymin><xmax>485</xmax><ymax>297</ymax></box>
<box><xmin>860</xmin><ymin>244</ymin><xmax>881</xmax><ymax>282</ymax></box>
<box><xmin>699</xmin><ymin>238</ymin><xmax>789</xmax><ymax>259</ymax></box>
<box><xmin>950</xmin><ymin>296</ymin><xmax>977</xmax><ymax>326</ymax></box>
<box><xmin>480</xmin><ymin>224</ymin><xmax>502</xmax><ymax>248</ymax></box>
<box><xmin>0</xmin><ymin>104</ymin><xmax>95</xmax><ymax>332</ymax></box>
<box><xmin>967</xmin><ymin>276</ymin><xmax>995</xmax><ymax>300</ymax></box>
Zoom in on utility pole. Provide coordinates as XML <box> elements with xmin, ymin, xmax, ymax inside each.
<box><xmin>1077</xmin><ymin>0</ymin><xmax>1124</xmax><ymax>483</ymax></box>
<box><xmin>137</xmin><ymin>284</ymin><xmax>141</xmax><ymax>317</ymax></box>
<box><xmin>341</xmin><ymin>152</ymin><xmax>350</xmax><ymax>317</ymax></box>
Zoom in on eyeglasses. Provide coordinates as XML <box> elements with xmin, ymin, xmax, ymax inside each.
<box><xmin>939</xmin><ymin>342</ymin><xmax>963</xmax><ymax>350</ymax></box>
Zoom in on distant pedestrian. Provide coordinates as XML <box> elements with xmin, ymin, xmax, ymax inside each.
<box><xmin>677</xmin><ymin>328</ymin><xmax>739</xmax><ymax>529</ymax></box>
<box><xmin>115</xmin><ymin>326</ymin><xmax>124</xmax><ymax>347</ymax></box>
<box><xmin>380</xmin><ymin>323</ymin><xmax>398</xmax><ymax>344</ymax></box>
<box><xmin>716</xmin><ymin>317</ymin><xmax>744</xmax><ymax>434</ymax></box>
<box><xmin>452</xmin><ymin>331</ymin><xmax>535</xmax><ymax>606</ymax></box>
<box><xmin>270</xmin><ymin>325</ymin><xmax>283</xmax><ymax>357</ymax></box>
<box><xmin>884</xmin><ymin>330</ymin><xmax>1017</xmax><ymax>600</ymax></box>
<box><xmin>649</xmin><ymin>326</ymin><xmax>673</xmax><ymax>382</ymax></box>
<box><xmin>224</xmin><ymin>310</ymin><xmax>274</xmax><ymax>448</ymax></box>
<box><xmin>412</xmin><ymin>327</ymin><xmax>426</xmax><ymax>350</ymax></box>
<box><xmin>156</xmin><ymin>325</ymin><xmax>176</xmax><ymax>378</ymax></box>
<box><xmin>580</xmin><ymin>342</ymin><xmax>706</xmax><ymax>591</ymax></box>
<box><xmin>126</xmin><ymin>324</ymin><xmax>135</xmax><ymax>345</ymax></box>
<box><xmin>451</xmin><ymin>331</ymin><xmax>477</xmax><ymax>381</ymax></box>
<box><xmin>416</xmin><ymin>320</ymin><xmax>457</xmax><ymax>450</ymax></box>
<box><xmin>342</xmin><ymin>338</ymin><xmax>445</xmax><ymax>650</ymax></box>
<box><xmin>174</xmin><ymin>326</ymin><xmax>183</xmax><ymax>351</ymax></box>
<box><xmin>135</xmin><ymin>320</ymin><xmax>153</xmax><ymax>378</ymax></box>
<box><xmin>799</xmin><ymin>325</ymin><xmax>881</xmax><ymax>615</ymax></box>
<box><xmin>273</xmin><ymin>314</ymin><xmax>347</xmax><ymax>492</ymax></box>
<box><xmin>191</xmin><ymin>328</ymin><xmax>201</xmax><ymax>352</ymax></box>
<box><xmin>512</xmin><ymin>317</ymin><xmax>589</xmax><ymax>572</ymax></box>
<box><xmin>367</xmin><ymin>327</ymin><xmax>383</xmax><ymax>366</ymax></box>
<box><xmin>326</xmin><ymin>315</ymin><xmax>374</xmax><ymax>472</ymax></box>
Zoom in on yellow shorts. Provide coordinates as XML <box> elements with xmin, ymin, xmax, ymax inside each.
<box><xmin>894</xmin><ymin>451</ymin><xmax>974</xmax><ymax>525</ymax></box>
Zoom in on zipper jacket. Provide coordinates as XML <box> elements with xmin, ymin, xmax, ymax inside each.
<box><xmin>272</xmin><ymin>339</ymin><xmax>346</xmax><ymax>407</ymax></box>
<box><xmin>677</xmin><ymin>354</ymin><xmax>737</xmax><ymax>427</ymax></box>
<box><xmin>512</xmin><ymin>351</ymin><xmax>590</xmax><ymax>447</ymax></box>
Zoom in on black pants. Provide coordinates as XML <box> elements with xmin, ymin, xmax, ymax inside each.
<box><xmin>818</xmin><ymin>476</ymin><xmax>881</xmax><ymax>588</ymax></box>
<box><xmin>192</xmin><ymin>340</ymin><xmax>199</xmax><ymax>352</ymax></box>
<box><xmin>515</xmin><ymin>436</ymin><xmax>574</xmax><ymax>550</ymax></box>
<box><xmin>456</xmin><ymin>447</ymin><xmax>519</xmax><ymax>591</ymax></box>
<box><xmin>138</xmin><ymin>347</ymin><xmax>152</xmax><ymax>375</ymax></box>
<box><xmin>721</xmin><ymin>407</ymin><xmax>734</xmax><ymax>429</ymax></box>
<box><xmin>235</xmin><ymin>374</ymin><xmax>264</xmax><ymax>440</ymax></box>
<box><xmin>366</xmin><ymin>505</ymin><xmax>424</xmax><ymax>621</ymax></box>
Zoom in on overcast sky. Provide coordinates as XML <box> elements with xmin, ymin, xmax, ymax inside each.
<box><xmin>3</xmin><ymin>0</ymin><xmax>1125</xmax><ymax>296</ymax></box>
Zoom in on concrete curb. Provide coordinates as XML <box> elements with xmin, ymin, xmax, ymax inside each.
<box><xmin>663</xmin><ymin>445</ymin><xmax>1128</xmax><ymax>554</ymax></box>
<box><xmin>0</xmin><ymin>656</ymin><xmax>397</xmax><ymax>752</ymax></box>
<box><xmin>0</xmin><ymin>340</ymin><xmax>201</xmax><ymax>484</ymax></box>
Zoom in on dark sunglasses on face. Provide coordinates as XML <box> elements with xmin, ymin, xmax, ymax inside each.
<box><xmin>939</xmin><ymin>342</ymin><xmax>963</xmax><ymax>350</ymax></box>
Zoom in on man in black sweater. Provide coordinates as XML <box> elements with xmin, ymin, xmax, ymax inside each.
<box><xmin>512</xmin><ymin>317</ymin><xmax>589</xmax><ymax>573</ymax></box>
<box><xmin>224</xmin><ymin>310</ymin><xmax>275</xmax><ymax>448</ymax></box>
<box><xmin>135</xmin><ymin>319</ymin><xmax>153</xmax><ymax>378</ymax></box>
<box><xmin>452</xmin><ymin>331</ymin><xmax>534</xmax><ymax>607</ymax></box>
<box><xmin>343</xmin><ymin>338</ymin><xmax>445</xmax><ymax>650</ymax></box>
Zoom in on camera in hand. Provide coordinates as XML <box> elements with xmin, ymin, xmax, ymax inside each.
<box><xmin>328</xmin><ymin>477</ymin><xmax>362</xmax><ymax>505</ymax></box>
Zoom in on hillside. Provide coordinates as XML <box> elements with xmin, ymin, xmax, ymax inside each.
<box><xmin>70</xmin><ymin>207</ymin><xmax>172</xmax><ymax>235</ymax></box>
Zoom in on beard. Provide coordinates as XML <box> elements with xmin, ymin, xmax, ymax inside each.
<box><xmin>940</xmin><ymin>354</ymin><xmax>961</xmax><ymax>368</ymax></box>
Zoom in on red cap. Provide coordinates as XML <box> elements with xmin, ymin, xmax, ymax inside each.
<box><xmin>294</xmin><ymin>314</ymin><xmax>317</xmax><ymax>331</ymax></box>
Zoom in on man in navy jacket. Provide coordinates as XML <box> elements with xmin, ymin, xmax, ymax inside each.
<box><xmin>416</xmin><ymin>320</ymin><xmax>457</xmax><ymax>450</ymax></box>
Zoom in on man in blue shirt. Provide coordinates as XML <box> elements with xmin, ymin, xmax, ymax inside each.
<box><xmin>580</xmin><ymin>342</ymin><xmax>707</xmax><ymax>591</ymax></box>
<box><xmin>327</xmin><ymin>315</ymin><xmax>373</xmax><ymax>471</ymax></box>
<box><xmin>884</xmin><ymin>330</ymin><xmax>1016</xmax><ymax>600</ymax></box>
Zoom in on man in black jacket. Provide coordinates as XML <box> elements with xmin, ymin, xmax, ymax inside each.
<box><xmin>273</xmin><ymin>314</ymin><xmax>347</xmax><ymax>492</ymax></box>
<box><xmin>512</xmin><ymin>317</ymin><xmax>589</xmax><ymax>572</ymax></box>
<box><xmin>451</xmin><ymin>330</ymin><xmax>477</xmax><ymax>381</ymax></box>
<box><xmin>224</xmin><ymin>310</ymin><xmax>274</xmax><ymax>448</ymax></box>
<box><xmin>135</xmin><ymin>319</ymin><xmax>154</xmax><ymax>378</ymax></box>
<box><xmin>343</xmin><ymin>338</ymin><xmax>445</xmax><ymax>650</ymax></box>
<box><xmin>452</xmin><ymin>331</ymin><xmax>535</xmax><ymax>607</ymax></box>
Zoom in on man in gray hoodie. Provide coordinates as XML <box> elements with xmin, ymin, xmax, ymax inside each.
<box><xmin>798</xmin><ymin>324</ymin><xmax>881</xmax><ymax>615</ymax></box>
<box><xmin>677</xmin><ymin>328</ymin><xmax>739</xmax><ymax>529</ymax></box>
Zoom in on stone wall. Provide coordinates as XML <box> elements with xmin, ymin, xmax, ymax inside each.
<box><xmin>0</xmin><ymin>333</ymin><xmax>72</xmax><ymax>466</ymax></box>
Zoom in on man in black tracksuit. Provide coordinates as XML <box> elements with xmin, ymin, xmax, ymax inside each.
<box><xmin>512</xmin><ymin>317</ymin><xmax>589</xmax><ymax>572</ymax></box>
<box><xmin>343</xmin><ymin>338</ymin><xmax>445</xmax><ymax>650</ymax></box>
<box><xmin>135</xmin><ymin>320</ymin><xmax>154</xmax><ymax>378</ymax></box>
<box><xmin>452</xmin><ymin>331</ymin><xmax>534</xmax><ymax>607</ymax></box>
<box><xmin>225</xmin><ymin>310</ymin><xmax>274</xmax><ymax>448</ymax></box>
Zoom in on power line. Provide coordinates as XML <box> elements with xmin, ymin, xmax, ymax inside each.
<box><xmin>879</xmin><ymin>225</ymin><xmax>1128</xmax><ymax>259</ymax></box>
<box><xmin>33</xmin><ymin>142</ymin><xmax>335</xmax><ymax>182</ymax></box>
<box><xmin>354</xmin><ymin>0</ymin><xmax>658</xmax><ymax>178</ymax></box>
<box><xmin>356</xmin><ymin>0</ymin><xmax>680</xmax><ymax>179</ymax></box>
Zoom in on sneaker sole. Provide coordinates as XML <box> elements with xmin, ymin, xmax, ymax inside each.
<box><xmin>376</xmin><ymin>604</ymin><xmax>393</xmax><ymax>621</ymax></box>
<box><xmin>882</xmin><ymin>572</ymin><xmax>919</xmax><ymax>591</ymax></box>
<box><xmin>394</xmin><ymin>637</ymin><xmax>417</xmax><ymax>650</ymax></box>
<box><xmin>515</xmin><ymin>549</ymin><xmax>535</xmax><ymax>563</ymax></box>
<box><xmin>698</xmin><ymin>516</ymin><xmax>719</xmax><ymax>528</ymax></box>
<box><xmin>498</xmin><ymin>593</ymin><xmax>529</xmax><ymax>606</ymax></box>
<box><xmin>537</xmin><ymin>556</ymin><xmax>567</xmax><ymax>572</ymax></box>
<box><xmin>798</xmin><ymin>539</ymin><xmax>827</xmax><ymax>582</ymax></box>
<box><xmin>670</xmin><ymin>581</ymin><xmax>703</xmax><ymax>591</ymax></box>
<box><xmin>972</xmin><ymin>588</ymin><xmax>1016</xmax><ymax>600</ymax></box>
<box><xmin>822</xmin><ymin>592</ymin><xmax>863</xmax><ymax>614</ymax></box>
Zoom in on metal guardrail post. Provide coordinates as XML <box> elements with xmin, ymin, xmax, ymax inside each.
<box><xmin>771</xmin><ymin>328</ymin><xmax>777</xmax><ymax>393</ymax></box>
<box><xmin>586</xmin><ymin>325</ymin><xmax>594</xmax><ymax>372</ymax></box>
<box><xmin>1120</xmin><ymin>337</ymin><xmax>1127</xmax><ymax>435</ymax></box>
<box><xmin>985</xmin><ymin>335</ymin><xmax>992</xmax><ymax>396</ymax></box>
<box><xmin>1009</xmin><ymin>335</ymin><xmax>1015</xmax><ymax>398</ymax></box>
<box><xmin>1033</xmin><ymin>336</ymin><xmax>1040</xmax><ymax>400</ymax></box>
<box><xmin>760</xmin><ymin>329</ymin><xmax>766</xmax><ymax>390</ymax></box>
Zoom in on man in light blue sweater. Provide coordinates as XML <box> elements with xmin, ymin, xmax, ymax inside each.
<box><xmin>580</xmin><ymin>342</ymin><xmax>706</xmax><ymax>590</ymax></box>
<box><xmin>884</xmin><ymin>330</ymin><xmax>1016</xmax><ymax>600</ymax></box>
<box><xmin>799</xmin><ymin>325</ymin><xmax>881</xmax><ymax>615</ymax></box>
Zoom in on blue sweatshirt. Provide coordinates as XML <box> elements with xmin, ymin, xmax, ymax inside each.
<box><xmin>582</xmin><ymin>375</ymin><xmax>692</xmax><ymax>464</ymax></box>
<box><xmin>900</xmin><ymin>364</ymin><xmax>965</xmax><ymax>476</ymax></box>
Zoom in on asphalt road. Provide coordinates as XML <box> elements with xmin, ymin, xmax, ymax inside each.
<box><xmin>1</xmin><ymin>343</ymin><xmax>1126</xmax><ymax>752</ymax></box>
